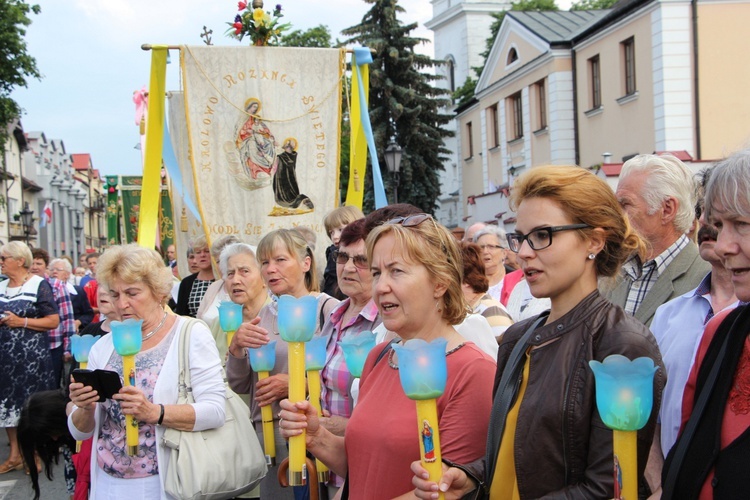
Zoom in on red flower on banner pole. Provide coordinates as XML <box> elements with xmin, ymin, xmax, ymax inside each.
<box><xmin>226</xmin><ymin>2</ymin><xmax>291</xmax><ymax>46</ymax></box>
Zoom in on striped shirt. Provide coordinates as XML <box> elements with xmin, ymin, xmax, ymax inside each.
<box><xmin>622</xmin><ymin>234</ymin><xmax>690</xmax><ymax>315</ymax></box>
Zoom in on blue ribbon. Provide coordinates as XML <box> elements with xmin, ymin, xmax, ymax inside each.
<box><xmin>353</xmin><ymin>47</ymin><xmax>388</xmax><ymax>209</ymax></box>
<box><xmin>162</xmin><ymin>116</ymin><xmax>202</xmax><ymax>224</ymax></box>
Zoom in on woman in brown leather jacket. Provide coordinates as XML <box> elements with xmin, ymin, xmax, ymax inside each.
<box><xmin>412</xmin><ymin>165</ymin><xmax>665</xmax><ymax>499</ymax></box>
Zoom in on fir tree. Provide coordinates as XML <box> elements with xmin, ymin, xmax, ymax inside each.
<box><xmin>342</xmin><ymin>0</ymin><xmax>453</xmax><ymax>213</ymax></box>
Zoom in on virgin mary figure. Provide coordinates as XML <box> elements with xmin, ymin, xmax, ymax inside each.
<box><xmin>235</xmin><ymin>98</ymin><xmax>278</xmax><ymax>180</ymax></box>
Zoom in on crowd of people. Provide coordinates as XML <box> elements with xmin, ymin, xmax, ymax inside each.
<box><xmin>1</xmin><ymin>148</ymin><xmax>749</xmax><ymax>499</ymax></box>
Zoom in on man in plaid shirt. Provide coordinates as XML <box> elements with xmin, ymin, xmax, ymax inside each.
<box><xmin>30</xmin><ymin>249</ymin><xmax>76</xmax><ymax>389</ymax></box>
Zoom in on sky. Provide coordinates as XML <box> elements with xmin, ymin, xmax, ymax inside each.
<box><xmin>11</xmin><ymin>0</ymin><xmax>435</xmax><ymax>177</ymax></box>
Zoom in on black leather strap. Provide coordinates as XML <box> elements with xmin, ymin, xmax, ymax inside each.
<box><xmin>484</xmin><ymin>314</ymin><xmax>547</xmax><ymax>488</ymax></box>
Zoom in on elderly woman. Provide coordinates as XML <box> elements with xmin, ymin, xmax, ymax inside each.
<box><xmin>0</xmin><ymin>241</ymin><xmax>60</xmax><ymax>473</ymax></box>
<box><xmin>413</xmin><ymin>166</ymin><xmax>665</xmax><ymax>499</ymax></box>
<box><xmin>661</xmin><ymin>149</ymin><xmax>750</xmax><ymax>498</ymax></box>
<box><xmin>68</xmin><ymin>244</ymin><xmax>225</xmax><ymax>498</ymax></box>
<box><xmin>279</xmin><ymin>214</ymin><xmax>496</xmax><ymax>498</ymax></box>
<box><xmin>460</xmin><ymin>242</ymin><xmax>513</xmax><ymax>341</ymax></box>
<box><xmin>175</xmin><ymin>235</ymin><xmax>216</xmax><ymax>317</ymax></box>
<box><xmin>315</xmin><ymin>219</ymin><xmax>382</xmax><ymax>495</ymax></box>
<box><xmin>210</xmin><ymin>243</ymin><xmax>270</xmax><ymax>360</ymax></box>
<box><xmin>473</xmin><ymin>226</ymin><xmax>510</xmax><ymax>303</ymax></box>
<box><xmin>226</xmin><ymin>228</ymin><xmax>338</xmax><ymax>498</ymax></box>
<box><xmin>196</xmin><ymin>235</ymin><xmax>242</xmax><ymax>326</ymax></box>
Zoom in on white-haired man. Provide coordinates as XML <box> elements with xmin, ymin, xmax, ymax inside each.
<box><xmin>606</xmin><ymin>154</ymin><xmax>710</xmax><ymax>326</ymax></box>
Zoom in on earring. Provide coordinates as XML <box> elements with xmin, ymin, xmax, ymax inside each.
<box><xmin>588</xmin><ymin>253</ymin><xmax>596</xmax><ymax>260</ymax></box>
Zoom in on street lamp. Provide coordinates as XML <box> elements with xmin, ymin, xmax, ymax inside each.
<box><xmin>384</xmin><ymin>140</ymin><xmax>403</xmax><ymax>204</ymax></box>
<box><xmin>19</xmin><ymin>202</ymin><xmax>34</xmax><ymax>245</ymax></box>
<box><xmin>74</xmin><ymin>214</ymin><xmax>84</xmax><ymax>259</ymax></box>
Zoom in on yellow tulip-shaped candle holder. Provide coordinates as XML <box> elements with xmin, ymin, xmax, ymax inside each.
<box><xmin>111</xmin><ymin>319</ymin><xmax>144</xmax><ymax>456</ymax></box>
<box><xmin>277</xmin><ymin>295</ymin><xmax>318</xmax><ymax>486</ymax></box>
<box><xmin>248</xmin><ymin>340</ymin><xmax>278</xmax><ymax>466</ymax></box>
<box><xmin>305</xmin><ymin>335</ymin><xmax>330</xmax><ymax>483</ymax></box>
<box><xmin>589</xmin><ymin>355</ymin><xmax>658</xmax><ymax>500</ymax></box>
<box><xmin>218</xmin><ymin>300</ymin><xmax>243</xmax><ymax>348</ymax></box>
<box><xmin>392</xmin><ymin>338</ymin><xmax>448</xmax><ymax>500</ymax></box>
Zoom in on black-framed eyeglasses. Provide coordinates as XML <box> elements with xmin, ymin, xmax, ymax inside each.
<box><xmin>506</xmin><ymin>224</ymin><xmax>591</xmax><ymax>253</ymax></box>
<box><xmin>386</xmin><ymin>213</ymin><xmax>434</xmax><ymax>227</ymax></box>
<box><xmin>333</xmin><ymin>250</ymin><xmax>368</xmax><ymax>269</ymax></box>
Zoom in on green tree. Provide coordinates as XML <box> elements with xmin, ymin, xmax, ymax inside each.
<box><xmin>0</xmin><ymin>0</ymin><xmax>40</xmax><ymax>140</ymax></box>
<box><xmin>454</xmin><ymin>0</ymin><xmax>557</xmax><ymax>105</ymax></box>
<box><xmin>280</xmin><ymin>24</ymin><xmax>333</xmax><ymax>48</ymax></box>
<box><xmin>342</xmin><ymin>0</ymin><xmax>453</xmax><ymax>213</ymax></box>
<box><xmin>570</xmin><ymin>0</ymin><xmax>618</xmax><ymax>10</ymax></box>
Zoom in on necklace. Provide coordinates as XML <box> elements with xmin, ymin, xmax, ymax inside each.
<box><xmin>5</xmin><ymin>274</ymin><xmax>31</xmax><ymax>298</ymax></box>
<box><xmin>142</xmin><ymin>312</ymin><xmax>168</xmax><ymax>341</ymax></box>
<box><xmin>387</xmin><ymin>341</ymin><xmax>467</xmax><ymax>370</ymax></box>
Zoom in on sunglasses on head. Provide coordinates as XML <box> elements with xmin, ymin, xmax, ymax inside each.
<box><xmin>385</xmin><ymin>213</ymin><xmax>434</xmax><ymax>227</ymax></box>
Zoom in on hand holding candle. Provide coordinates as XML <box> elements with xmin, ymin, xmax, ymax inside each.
<box><xmin>111</xmin><ymin>319</ymin><xmax>144</xmax><ymax>456</ymax></box>
<box><xmin>277</xmin><ymin>295</ymin><xmax>318</xmax><ymax>486</ymax></box>
<box><xmin>218</xmin><ymin>300</ymin><xmax>243</xmax><ymax>348</ymax></box>
<box><xmin>589</xmin><ymin>355</ymin><xmax>658</xmax><ymax>500</ymax></box>
<box><xmin>392</xmin><ymin>338</ymin><xmax>448</xmax><ymax>499</ymax></box>
<box><xmin>249</xmin><ymin>340</ymin><xmax>278</xmax><ymax>466</ymax></box>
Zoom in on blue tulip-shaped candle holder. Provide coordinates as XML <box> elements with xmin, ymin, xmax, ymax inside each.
<box><xmin>70</xmin><ymin>334</ymin><xmax>100</xmax><ymax>369</ymax></box>
<box><xmin>393</xmin><ymin>338</ymin><xmax>448</xmax><ymax>500</ymax></box>
<box><xmin>305</xmin><ymin>335</ymin><xmax>330</xmax><ymax>483</ymax></box>
<box><xmin>338</xmin><ymin>330</ymin><xmax>376</xmax><ymax>378</ymax></box>
<box><xmin>589</xmin><ymin>355</ymin><xmax>658</xmax><ymax>500</ymax></box>
<box><xmin>111</xmin><ymin>318</ymin><xmax>144</xmax><ymax>456</ymax></box>
<box><xmin>249</xmin><ymin>340</ymin><xmax>278</xmax><ymax>466</ymax></box>
<box><xmin>218</xmin><ymin>301</ymin><xmax>243</xmax><ymax>348</ymax></box>
<box><xmin>277</xmin><ymin>295</ymin><xmax>318</xmax><ymax>486</ymax></box>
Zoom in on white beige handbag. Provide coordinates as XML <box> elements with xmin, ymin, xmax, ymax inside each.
<box><xmin>162</xmin><ymin>318</ymin><xmax>267</xmax><ymax>500</ymax></box>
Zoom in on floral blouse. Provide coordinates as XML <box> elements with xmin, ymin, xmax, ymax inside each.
<box><xmin>96</xmin><ymin>326</ymin><xmax>176</xmax><ymax>478</ymax></box>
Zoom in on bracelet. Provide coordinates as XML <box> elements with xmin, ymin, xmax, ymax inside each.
<box><xmin>157</xmin><ymin>404</ymin><xmax>165</xmax><ymax>425</ymax></box>
<box><xmin>24</xmin><ymin>318</ymin><xmax>28</xmax><ymax>328</ymax></box>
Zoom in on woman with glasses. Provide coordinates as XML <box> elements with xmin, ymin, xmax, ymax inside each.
<box><xmin>175</xmin><ymin>235</ymin><xmax>216</xmax><ymax>318</ymax></box>
<box><xmin>412</xmin><ymin>166</ymin><xmax>665</xmax><ymax>499</ymax></box>
<box><xmin>279</xmin><ymin>213</ymin><xmax>496</xmax><ymax>499</ymax></box>
<box><xmin>473</xmin><ymin>226</ymin><xmax>511</xmax><ymax>304</ymax></box>
<box><xmin>0</xmin><ymin>241</ymin><xmax>60</xmax><ymax>474</ymax></box>
<box><xmin>225</xmin><ymin>228</ymin><xmax>338</xmax><ymax>499</ymax></box>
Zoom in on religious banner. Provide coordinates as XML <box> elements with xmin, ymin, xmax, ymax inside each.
<box><xmin>105</xmin><ymin>176</ymin><xmax>121</xmax><ymax>246</ymax></box>
<box><xmin>166</xmin><ymin>91</ymin><xmax>204</xmax><ymax>280</ymax></box>
<box><xmin>121</xmin><ymin>176</ymin><xmax>143</xmax><ymax>244</ymax></box>
<box><xmin>160</xmin><ymin>187</ymin><xmax>175</xmax><ymax>253</ymax></box>
<box><xmin>180</xmin><ymin>45</ymin><xmax>344</xmax><ymax>252</ymax></box>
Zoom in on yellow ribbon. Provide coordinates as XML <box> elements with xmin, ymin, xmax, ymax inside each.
<box><xmin>138</xmin><ymin>47</ymin><xmax>168</xmax><ymax>249</ymax></box>
<box><xmin>344</xmin><ymin>53</ymin><xmax>369</xmax><ymax>210</ymax></box>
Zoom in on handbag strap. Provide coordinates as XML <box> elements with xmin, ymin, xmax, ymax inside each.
<box><xmin>176</xmin><ymin>317</ymin><xmax>198</xmax><ymax>399</ymax></box>
<box><xmin>661</xmin><ymin>318</ymin><xmax>734</xmax><ymax>498</ymax></box>
<box><xmin>484</xmin><ymin>313</ymin><xmax>547</xmax><ymax>485</ymax></box>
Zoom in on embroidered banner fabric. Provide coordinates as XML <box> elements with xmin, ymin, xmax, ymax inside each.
<box><xmin>180</xmin><ymin>45</ymin><xmax>344</xmax><ymax>252</ymax></box>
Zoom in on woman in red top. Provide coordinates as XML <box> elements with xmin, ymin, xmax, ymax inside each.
<box><xmin>279</xmin><ymin>214</ymin><xmax>496</xmax><ymax>499</ymax></box>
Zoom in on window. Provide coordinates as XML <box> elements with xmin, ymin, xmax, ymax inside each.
<box><xmin>465</xmin><ymin>122</ymin><xmax>474</xmax><ymax>159</ymax></box>
<box><xmin>535</xmin><ymin>80</ymin><xmax>547</xmax><ymax>130</ymax></box>
<box><xmin>589</xmin><ymin>55</ymin><xmax>601</xmax><ymax>109</ymax></box>
<box><xmin>487</xmin><ymin>104</ymin><xmax>499</xmax><ymax>148</ymax></box>
<box><xmin>507</xmin><ymin>92</ymin><xmax>523</xmax><ymax>141</ymax></box>
<box><xmin>507</xmin><ymin>48</ymin><xmax>518</xmax><ymax>65</ymax></box>
<box><xmin>622</xmin><ymin>37</ymin><xmax>636</xmax><ymax>95</ymax></box>
<box><xmin>446</xmin><ymin>57</ymin><xmax>456</xmax><ymax>93</ymax></box>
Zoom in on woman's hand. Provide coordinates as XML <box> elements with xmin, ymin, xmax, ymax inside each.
<box><xmin>278</xmin><ymin>399</ymin><xmax>321</xmax><ymax>444</ymax></box>
<box><xmin>114</xmin><ymin>386</ymin><xmax>160</xmax><ymax>424</ymax></box>
<box><xmin>255</xmin><ymin>373</ymin><xmax>289</xmax><ymax>407</ymax></box>
<box><xmin>0</xmin><ymin>311</ymin><xmax>25</xmax><ymax>329</ymax></box>
<box><xmin>410</xmin><ymin>461</ymin><xmax>476</xmax><ymax>500</ymax></box>
<box><xmin>229</xmin><ymin>316</ymin><xmax>270</xmax><ymax>357</ymax></box>
<box><xmin>69</xmin><ymin>378</ymin><xmax>99</xmax><ymax>411</ymax></box>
